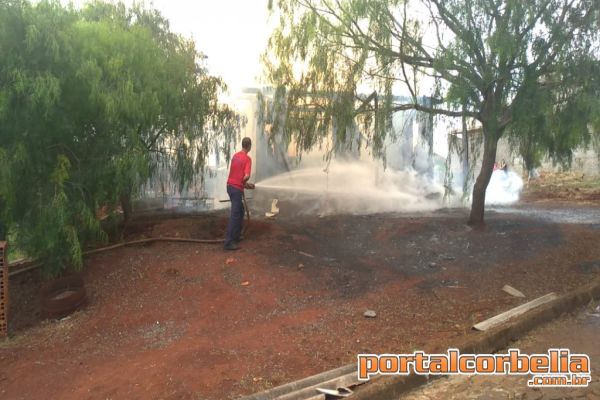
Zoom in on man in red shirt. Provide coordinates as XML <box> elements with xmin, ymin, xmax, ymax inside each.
<box><xmin>224</xmin><ymin>137</ymin><xmax>254</xmax><ymax>250</ymax></box>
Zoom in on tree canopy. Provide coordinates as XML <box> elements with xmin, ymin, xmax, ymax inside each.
<box><xmin>264</xmin><ymin>0</ymin><xmax>600</xmax><ymax>225</ymax></box>
<box><xmin>508</xmin><ymin>57</ymin><xmax>600</xmax><ymax>173</ymax></box>
<box><xmin>0</xmin><ymin>0</ymin><xmax>243</xmax><ymax>275</ymax></box>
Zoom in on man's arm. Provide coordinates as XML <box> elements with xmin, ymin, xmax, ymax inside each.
<box><xmin>243</xmin><ymin>157</ymin><xmax>254</xmax><ymax>189</ymax></box>
<box><xmin>242</xmin><ymin>157</ymin><xmax>251</xmax><ymax>183</ymax></box>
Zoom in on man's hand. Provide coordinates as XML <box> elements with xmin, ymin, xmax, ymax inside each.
<box><xmin>245</xmin><ymin>182</ymin><xmax>255</xmax><ymax>190</ymax></box>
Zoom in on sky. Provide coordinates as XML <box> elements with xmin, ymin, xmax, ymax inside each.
<box><xmin>66</xmin><ymin>0</ymin><xmax>274</xmax><ymax>92</ymax></box>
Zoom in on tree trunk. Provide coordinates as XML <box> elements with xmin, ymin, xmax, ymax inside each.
<box><xmin>461</xmin><ymin>112</ymin><xmax>470</xmax><ymax>196</ymax></box>
<box><xmin>120</xmin><ymin>192</ymin><xmax>132</xmax><ymax>224</ymax></box>
<box><xmin>468</xmin><ymin>130</ymin><xmax>499</xmax><ymax>227</ymax></box>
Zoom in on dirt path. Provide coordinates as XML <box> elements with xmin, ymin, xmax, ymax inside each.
<box><xmin>1</xmin><ymin>208</ymin><xmax>600</xmax><ymax>399</ymax></box>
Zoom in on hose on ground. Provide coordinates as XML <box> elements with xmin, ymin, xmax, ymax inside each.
<box><xmin>8</xmin><ymin>193</ymin><xmax>251</xmax><ymax>277</ymax></box>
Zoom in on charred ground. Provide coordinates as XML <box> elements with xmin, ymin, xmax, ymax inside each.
<box><xmin>1</xmin><ymin>178</ymin><xmax>600</xmax><ymax>399</ymax></box>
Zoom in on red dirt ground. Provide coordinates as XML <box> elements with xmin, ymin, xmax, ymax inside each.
<box><xmin>2</xmin><ymin>204</ymin><xmax>600</xmax><ymax>399</ymax></box>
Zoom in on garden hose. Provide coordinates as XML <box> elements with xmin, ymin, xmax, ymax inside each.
<box><xmin>9</xmin><ymin>193</ymin><xmax>252</xmax><ymax>277</ymax></box>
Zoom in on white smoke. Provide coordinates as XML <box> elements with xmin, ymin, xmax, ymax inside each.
<box><xmin>484</xmin><ymin>170</ymin><xmax>524</xmax><ymax>205</ymax></box>
<box><xmin>255</xmin><ymin>160</ymin><xmax>444</xmax><ymax>215</ymax></box>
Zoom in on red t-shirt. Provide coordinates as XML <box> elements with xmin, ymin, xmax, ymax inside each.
<box><xmin>227</xmin><ymin>150</ymin><xmax>252</xmax><ymax>190</ymax></box>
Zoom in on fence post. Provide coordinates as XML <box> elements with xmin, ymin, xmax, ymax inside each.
<box><xmin>0</xmin><ymin>241</ymin><xmax>8</xmax><ymax>337</ymax></box>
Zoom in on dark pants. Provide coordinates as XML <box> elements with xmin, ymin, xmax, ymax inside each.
<box><xmin>225</xmin><ymin>185</ymin><xmax>244</xmax><ymax>246</ymax></box>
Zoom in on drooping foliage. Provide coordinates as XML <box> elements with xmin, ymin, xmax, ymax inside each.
<box><xmin>0</xmin><ymin>0</ymin><xmax>243</xmax><ymax>275</ymax></box>
<box><xmin>508</xmin><ymin>59</ymin><xmax>600</xmax><ymax>172</ymax></box>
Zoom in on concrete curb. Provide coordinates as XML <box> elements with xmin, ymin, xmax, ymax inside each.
<box><xmin>239</xmin><ymin>365</ymin><xmax>355</xmax><ymax>400</ymax></box>
<box><xmin>241</xmin><ymin>278</ymin><xmax>600</xmax><ymax>400</ymax></box>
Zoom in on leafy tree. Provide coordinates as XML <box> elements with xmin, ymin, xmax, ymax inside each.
<box><xmin>264</xmin><ymin>0</ymin><xmax>599</xmax><ymax>225</ymax></box>
<box><xmin>0</xmin><ymin>0</ymin><xmax>243</xmax><ymax>275</ymax></box>
<box><xmin>508</xmin><ymin>59</ymin><xmax>600</xmax><ymax>174</ymax></box>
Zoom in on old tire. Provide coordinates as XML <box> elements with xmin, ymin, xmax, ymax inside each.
<box><xmin>40</xmin><ymin>275</ymin><xmax>87</xmax><ymax>319</ymax></box>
